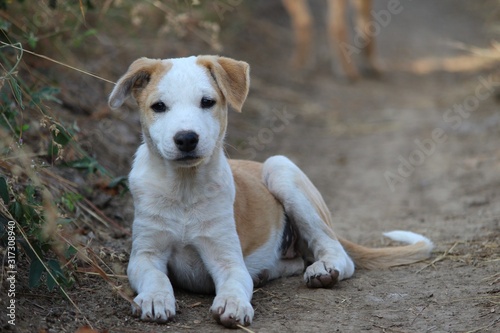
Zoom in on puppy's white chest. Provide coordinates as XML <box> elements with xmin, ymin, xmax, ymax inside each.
<box><xmin>134</xmin><ymin>177</ymin><xmax>233</xmax><ymax>238</ymax></box>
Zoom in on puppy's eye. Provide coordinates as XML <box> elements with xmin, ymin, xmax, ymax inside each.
<box><xmin>151</xmin><ymin>101</ymin><xmax>167</xmax><ymax>113</ymax></box>
<box><xmin>200</xmin><ymin>97</ymin><xmax>216</xmax><ymax>109</ymax></box>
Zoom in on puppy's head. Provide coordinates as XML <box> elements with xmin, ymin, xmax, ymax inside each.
<box><xmin>109</xmin><ymin>55</ymin><xmax>249</xmax><ymax>167</ymax></box>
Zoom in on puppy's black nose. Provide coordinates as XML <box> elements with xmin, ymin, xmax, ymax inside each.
<box><xmin>174</xmin><ymin>131</ymin><xmax>199</xmax><ymax>152</ymax></box>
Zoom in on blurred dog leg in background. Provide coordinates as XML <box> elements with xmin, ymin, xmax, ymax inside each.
<box><xmin>282</xmin><ymin>0</ymin><xmax>379</xmax><ymax>80</ymax></box>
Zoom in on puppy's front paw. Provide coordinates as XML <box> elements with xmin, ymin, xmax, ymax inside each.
<box><xmin>210</xmin><ymin>295</ymin><xmax>254</xmax><ymax>328</ymax></box>
<box><xmin>132</xmin><ymin>291</ymin><xmax>176</xmax><ymax>323</ymax></box>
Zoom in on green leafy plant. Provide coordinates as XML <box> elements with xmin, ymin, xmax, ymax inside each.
<box><xmin>0</xmin><ymin>177</ymin><xmax>75</xmax><ymax>291</ymax></box>
<box><xmin>0</xmin><ymin>1</ymin><xmax>224</xmax><ymax>326</ymax></box>
<box><xmin>0</xmin><ymin>1</ymin><xmax>127</xmax><ymax>296</ymax></box>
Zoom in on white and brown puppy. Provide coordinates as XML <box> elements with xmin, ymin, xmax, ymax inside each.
<box><xmin>108</xmin><ymin>55</ymin><xmax>433</xmax><ymax>328</ymax></box>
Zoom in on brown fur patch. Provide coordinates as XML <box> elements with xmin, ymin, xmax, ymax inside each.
<box><xmin>196</xmin><ymin>56</ymin><xmax>250</xmax><ymax>113</ymax></box>
<box><xmin>196</xmin><ymin>57</ymin><xmax>228</xmax><ymax>142</ymax></box>
<box><xmin>108</xmin><ymin>58</ymin><xmax>172</xmax><ymax>133</ymax></box>
<box><xmin>196</xmin><ymin>56</ymin><xmax>226</xmax><ymax>104</ymax></box>
<box><xmin>134</xmin><ymin>61</ymin><xmax>172</xmax><ymax>130</ymax></box>
<box><xmin>230</xmin><ymin>160</ymin><xmax>285</xmax><ymax>256</ymax></box>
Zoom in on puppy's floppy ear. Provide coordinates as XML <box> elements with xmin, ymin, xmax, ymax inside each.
<box><xmin>108</xmin><ymin>57</ymin><xmax>161</xmax><ymax>109</ymax></box>
<box><xmin>197</xmin><ymin>56</ymin><xmax>250</xmax><ymax>113</ymax></box>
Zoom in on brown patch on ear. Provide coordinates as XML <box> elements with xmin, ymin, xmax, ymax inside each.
<box><xmin>197</xmin><ymin>56</ymin><xmax>250</xmax><ymax>112</ymax></box>
<box><xmin>108</xmin><ymin>57</ymin><xmax>164</xmax><ymax>109</ymax></box>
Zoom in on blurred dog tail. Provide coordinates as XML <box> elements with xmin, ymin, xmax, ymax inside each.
<box><xmin>338</xmin><ymin>231</ymin><xmax>434</xmax><ymax>269</ymax></box>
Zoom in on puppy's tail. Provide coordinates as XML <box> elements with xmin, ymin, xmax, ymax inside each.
<box><xmin>338</xmin><ymin>231</ymin><xmax>434</xmax><ymax>269</ymax></box>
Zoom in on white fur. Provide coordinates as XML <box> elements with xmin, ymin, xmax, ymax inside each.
<box><xmin>129</xmin><ymin>146</ymin><xmax>254</xmax><ymax>324</ymax></box>
<box><xmin>383</xmin><ymin>230</ymin><xmax>433</xmax><ymax>246</ymax></box>
<box><xmin>262</xmin><ymin>155</ymin><xmax>355</xmax><ymax>281</ymax></box>
<box><xmin>148</xmin><ymin>57</ymin><xmax>220</xmax><ymax>162</ymax></box>
<box><xmin>125</xmin><ymin>57</ymin><xmax>253</xmax><ymax>326</ymax></box>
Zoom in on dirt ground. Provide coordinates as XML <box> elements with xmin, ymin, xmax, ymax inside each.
<box><xmin>3</xmin><ymin>0</ymin><xmax>500</xmax><ymax>332</ymax></box>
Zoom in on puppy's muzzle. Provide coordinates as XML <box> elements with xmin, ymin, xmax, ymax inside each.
<box><xmin>174</xmin><ymin>131</ymin><xmax>199</xmax><ymax>153</ymax></box>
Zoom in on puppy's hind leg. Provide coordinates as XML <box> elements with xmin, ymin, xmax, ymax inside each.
<box><xmin>262</xmin><ymin>156</ymin><xmax>355</xmax><ymax>288</ymax></box>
